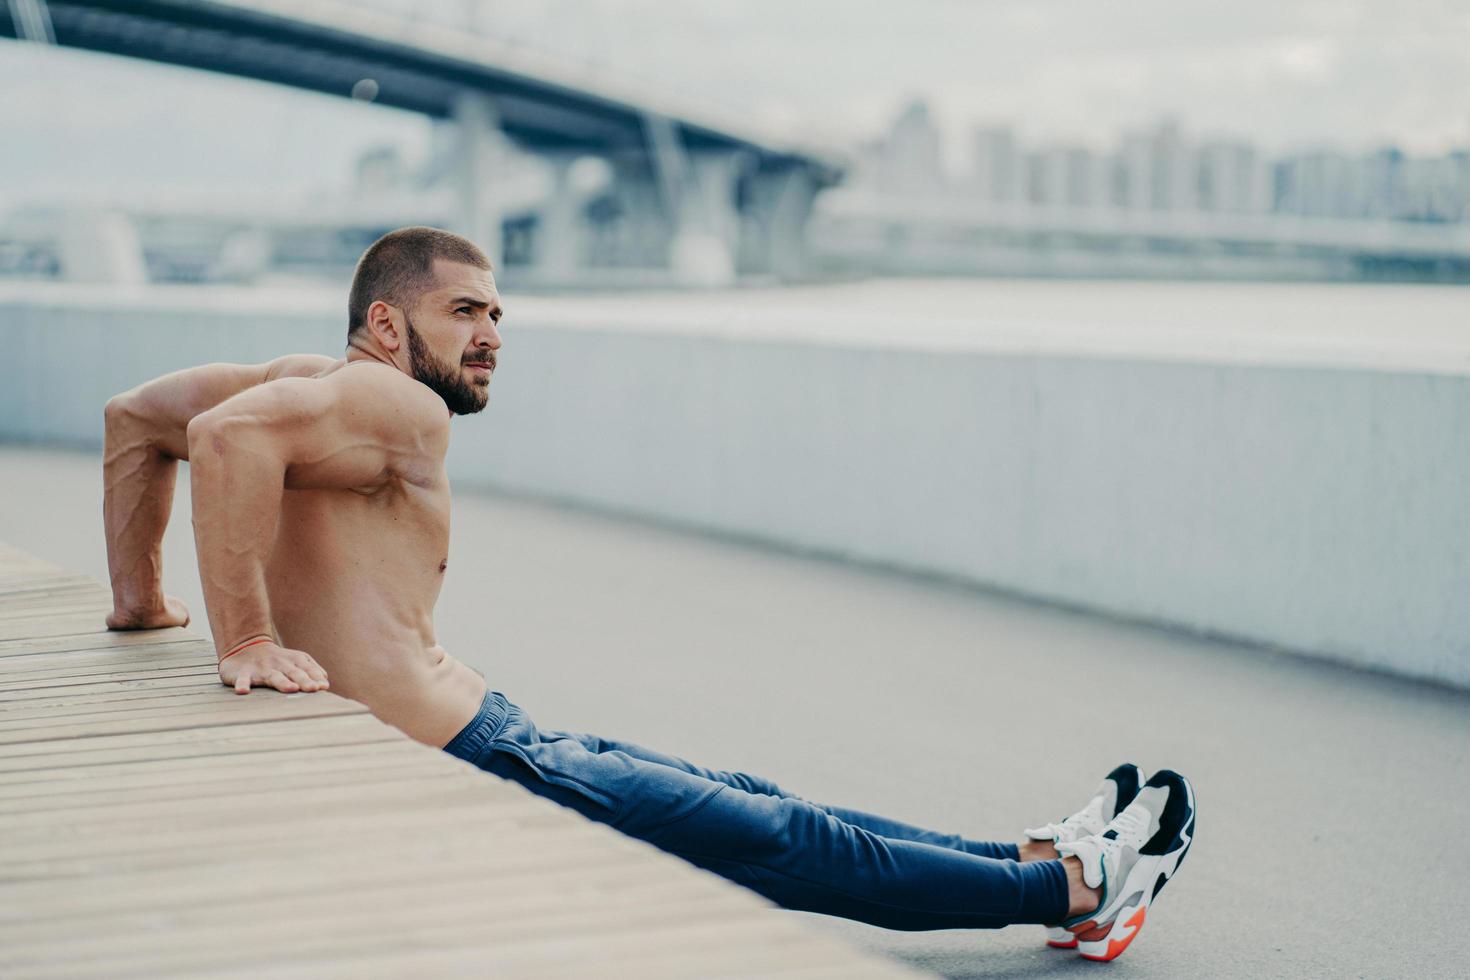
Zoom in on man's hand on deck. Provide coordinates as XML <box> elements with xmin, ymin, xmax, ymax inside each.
<box><xmin>106</xmin><ymin>595</ymin><xmax>191</xmax><ymax>631</ymax></box>
<box><xmin>218</xmin><ymin>640</ymin><xmax>330</xmax><ymax>695</ymax></box>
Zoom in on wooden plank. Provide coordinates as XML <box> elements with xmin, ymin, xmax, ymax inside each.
<box><xmin>0</xmin><ymin>613</ymin><xmax>134</xmax><ymax>641</ymax></box>
<box><xmin>0</xmin><ymin>693</ymin><xmax>367</xmax><ymax>745</ymax></box>
<box><xmin>0</xmin><ymin>585</ymin><xmax>109</xmax><ymax>610</ymax></box>
<box><xmin>0</xmin><ymin>595</ymin><xmax>111</xmax><ymax>618</ymax></box>
<box><xmin>0</xmin><ymin>670</ymin><xmax>220</xmax><ymax>700</ymax></box>
<box><xmin>0</xmin><ymin>665</ymin><xmax>218</xmax><ymax>694</ymax></box>
<box><xmin>0</xmin><ymin>629</ymin><xmax>200</xmax><ymax>657</ymax></box>
<box><xmin>196</xmin><ymin>925</ymin><xmax>911</xmax><ymax>980</ymax></box>
<box><xmin>0</xmin><ymin>854</ymin><xmax>676</xmax><ymax>951</ymax></box>
<box><xmin>0</xmin><ymin>768</ymin><xmax>498</xmax><ymax>833</ymax></box>
<box><xmin>0</xmin><ymin>795</ymin><xmax>568</xmax><ymax>877</ymax></box>
<box><xmin>0</xmin><ymin>681</ymin><xmax>231</xmax><ymax>710</ymax></box>
<box><xmin>0</xmin><ymin>858</ymin><xmax>773</xmax><ymax>978</ymax></box>
<box><xmin>0</xmin><ymin>687</ymin><xmax>356</xmax><ymax>727</ymax></box>
<box><xmin>0</xmin><ymin>571</ymin><xmax>90</xmax><ymax>590</ymax></box>
<box><xmin>0</xmin><ymin>790</ymin><xmax>555</xmax><ymax>872</ymax></box>
<box><xmin>0</xmin><ymin>645</ymin><xmax>210</xmax><ymax>676</ymax></box>
<box><xmin>1</xmin><ymin>877</ymin><xmax>768</xmax><ymax>979</ymax></box>
<box><xmin>1</xmin><ymin>822</ymin><xmax>639</xmax><ymax>919</ymax></box>
<box><xmin>0</xmin><ymin>714</ymin><xmax>391</xmax><ymax>770</ymax></box>
<box><xmin>0</xmin><ymin>757</ymin><xmax>449</xmax><ymax>815</ymax></box>
<box><xmin>0</xmin><ymin>739</ymin><xmax>431</xmax><ymax>793</ymax></box>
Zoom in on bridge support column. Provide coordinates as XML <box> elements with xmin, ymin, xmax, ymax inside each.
<box><xmin>535</xmin><ymin>154</ymin><xmax>613</xmax><ymax>282</ymax></box>
<box><xmin>58</xmin><ymin>209</ymin><xmax>147</xmax><ymax>285</ymax></box>
<box><xmin>643</xmin><ymin>113</ymin><xmax>738</xmax><ymax>286</ymax></box>
<box><xmin>739</xmin><ymin>167</ymin><xmax>819</xmax><ymax>280</ymax></box>
<box><xmin>452</xmin><ymin>92</ymin><xmax>504</xmax><ymax>269</ymax></box>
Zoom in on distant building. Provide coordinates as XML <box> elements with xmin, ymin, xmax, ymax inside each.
<box><xmin>1115</xmin><ymin>129</ymin><xmax>1153</xmax><ymax>210</ymax></box>
<box><xmin>973</xmin><ymin>125</ymin><xmax>1022</xmax><ymax>206</ymax></box>
<box><xmin>1196</xmin><ymin>142</ymin><xmax>1270</xmax><ymax>214</ymax></box>
<box><xmin>1147</xmin><ymin>119</ymin><xmax>1195</xmax><ymax>212</ymax></box>
<box><xmin>871</xmin><ymin>100</ymin><xmax>944</xmax><ymax>196</ymax></box>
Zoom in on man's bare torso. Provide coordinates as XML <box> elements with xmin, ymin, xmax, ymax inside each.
<box><xmin>265</xmin><ymin>361</ymin><xmax>485</xmax><ymax>747</ymax></box>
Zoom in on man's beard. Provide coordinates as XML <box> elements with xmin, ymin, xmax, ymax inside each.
<box><xmin>405</xmin><ymin>317</ymin><xmax>489</xmax><ymax>416</ymax></box>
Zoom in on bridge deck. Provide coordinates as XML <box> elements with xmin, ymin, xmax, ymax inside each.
<box><xmin>0</xmin><ymin>542</ymin><xmax>919</xmax><ymax>979</ymax></box>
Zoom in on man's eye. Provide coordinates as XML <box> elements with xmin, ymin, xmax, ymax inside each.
<box><xmin>456</xmin><ymin>307</ymin><xmax>472</xmax><ymax>315</ymax></box>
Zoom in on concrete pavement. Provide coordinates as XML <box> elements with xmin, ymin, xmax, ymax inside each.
<box><xmin>2</xmin><ymin>444</ymin><xmax>1465</xmax><ymax>978</ymax></box>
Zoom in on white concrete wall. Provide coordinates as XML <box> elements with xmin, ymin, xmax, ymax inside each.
<box><xmin>4</xmin><ymin>288</ymin><xmax>1467</xmax><ymax>688</ymax></box>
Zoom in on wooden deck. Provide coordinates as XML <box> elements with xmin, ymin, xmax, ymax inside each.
<box><xmin>0</xmin><ymin>543</ymin><xmax>924</xmax><ymax>979</ymax></box>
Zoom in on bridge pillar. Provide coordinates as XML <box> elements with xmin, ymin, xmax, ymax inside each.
<box><xmin>672</xmin><ymin>151</ymin><xmax>742</xmax><ymax>286</ymax></box>
<box><xmin>58</xmin><ymin>209</ymin><xmax>148</xmax><ymax>285</ymax></box>
<box><xmin>452</xmin><ymin>92</ymin><xmax>505</xmax><ymax>269</ymax></box>
<box><xmin>739</xmin><ymin>166</ymin><xmax>820</xmax><ymax>280</ymax></box>
<box><xmin>535</xmin><ymin>154</ymin><xmax>613</xmax><ymax>281</ymax></box>
<box><xmin>643</xmin><ymin>113</ymin><xmax>737</xmax><ymax>286</ymax></box>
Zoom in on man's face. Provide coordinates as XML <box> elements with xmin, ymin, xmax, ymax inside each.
<box><xmin>400</xmin><ymin>259</ymin><xmax>503</xmax><ymax>416</ymax></box>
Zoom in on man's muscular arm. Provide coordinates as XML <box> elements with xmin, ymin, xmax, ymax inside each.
<box><xmin>103</xmin><ymin>355</ymin><xmax>336</xmax><ymax>630</ymax></box>
<box><xmin>187</xmin><ymin>364</ymin><xmax>448</xmax><ymax>694</ymax></box>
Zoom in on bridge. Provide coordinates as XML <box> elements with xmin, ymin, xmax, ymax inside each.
<box><xmin>1</xmin><ymin>0</ymin><xmax>844</xmax><ymax>284</ymax></box>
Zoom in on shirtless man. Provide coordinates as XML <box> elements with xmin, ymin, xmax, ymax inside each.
<box><xmin>101</xmin><ymin>227</ymin><xmax>1194</xmax><ymax>960</ymax></box>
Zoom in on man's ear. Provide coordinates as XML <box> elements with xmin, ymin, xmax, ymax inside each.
<box><xmin>366</xmin><ymin>300</ymin><xmax>404</xmax><ymax>352</ymax></box>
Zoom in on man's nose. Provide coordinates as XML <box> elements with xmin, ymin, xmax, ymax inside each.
<box><xmin>476</xmin><ymin>319</ymin><xmax>501</xmax><ymax>350</ymax></box>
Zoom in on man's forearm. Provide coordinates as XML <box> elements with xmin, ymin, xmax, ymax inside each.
<box><xmin>99</xmin><ymin>356</ymin><xmax>336</xmax><ymax>621</ymax></box>
<box><xmin>187</xmin><ymin>415</ymin><xmax>286</xmax><ymax>656</ymax></box>
<box><xmin>102</xmin><ymin>398</ymin><xmax>180</xmax><ymax>616</ymax></box>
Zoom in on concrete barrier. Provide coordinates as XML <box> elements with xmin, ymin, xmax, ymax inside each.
<box><xmin>4</xmin><ymin>284</ymin><xmax>1467</xmax><ymax>688</ymax></box>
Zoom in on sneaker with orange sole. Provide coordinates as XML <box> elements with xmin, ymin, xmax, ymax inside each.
<box><xmin>1023</xmin><ymin>762</ymin><xmax>1144</xmax><ymax>949</ymax></box>
<box><xmin>1054</xmin><ymin>769</ymin><xmax>1196</xmax><ymax>961</ymax></box>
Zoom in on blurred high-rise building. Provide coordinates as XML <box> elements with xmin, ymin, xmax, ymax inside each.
<box><xmin>1147</xmin><ymin>119</ymin><xmax>1196</xmax><ymax>212</ymax></box>
<box><xmin>1115</xmin><ymin>129</ymin><xmax>1153</xmax><ymax>211</ymax></box>
<box><xmin>871</xmin><ymin>100</ymin><xmax>943</xmax><ymax>196</ymax></box>
<box><xmin>972</xmin><ymin>125</ymin><xmax>1022</xmax><ymax>206</ymax></box>
<box><xmin>1196</xmin><ymin>141</ymin><xmax>1270</xmax><ymax>214</ymax></box>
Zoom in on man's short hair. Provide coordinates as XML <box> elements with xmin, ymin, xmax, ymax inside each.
<box><xmin>348</xmin><ymin>227</ymin><xmax>492</xmax><ymax>337</ymax></box>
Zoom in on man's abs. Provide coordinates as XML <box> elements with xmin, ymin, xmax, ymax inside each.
<box><xmin>263</xmin><ymin>475</ymin><xmax>486</xmax><ymax>747</ymax></box>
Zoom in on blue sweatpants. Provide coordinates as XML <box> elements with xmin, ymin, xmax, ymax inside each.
<box><xmin>443</xmin><ymin>690</ymin><xmax>1069</xmax><ymax>930</ymax></box>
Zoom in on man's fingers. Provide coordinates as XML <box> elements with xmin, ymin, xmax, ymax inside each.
<box><xmin>286</xmin><ymin>667</ymin><xmax>318</xmax><ymax>691</ymax></box>
<box><xmin>234</xmin><ymin>669</ymin><xmax>253</xmax><ymax>695</ymax></box>
<box><xmin>290</xmin><ymin>655</ymin><xmax>328</xmax><ymax>689</ymax></box>
<box><xmin>266</xmin><ymin>670</ymin><xmax>300</xmax><ymax>693</ymax></box>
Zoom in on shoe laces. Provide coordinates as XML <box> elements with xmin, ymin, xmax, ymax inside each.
<box><xmin>1058</xmin><ymin>802</ymin><xmax>1151</xmax><ymax>892</ymax></box>
<box><xmin>1027</xmin><ymin>792</ymin><xmax>1107</xmax><ymax>844</ymax></box>
<box><xmin>1107</xmin><ymin>802</ymin><xmax>1151</xmax><ymax>850</ymax></box>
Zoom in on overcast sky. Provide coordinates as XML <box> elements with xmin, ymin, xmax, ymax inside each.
<box><xmin>2</xmin><ymin>0</ymin><xmax>1467</xmax><ymax>202</ymax></box>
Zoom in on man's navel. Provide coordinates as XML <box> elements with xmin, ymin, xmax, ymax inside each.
<box><xmin>439</xmin><ymin>559</ymin><xmax>448</xmax><ymax>573</ymax></box>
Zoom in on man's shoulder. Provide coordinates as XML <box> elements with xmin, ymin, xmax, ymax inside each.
<box><xmin>321</xmin><ymin>362</ymin><xmax>449</xmax><ymax>437</ymax></box>
<box><xmin>264</xmin><ymin>354</ymin><xmax>340</xmax><ymax>381</ymax></box>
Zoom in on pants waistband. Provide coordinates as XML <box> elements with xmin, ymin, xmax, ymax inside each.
<box><xmin>442</xmin><ymin>689</ymin><xmax>509</xmax><ymax>762</ymax></box>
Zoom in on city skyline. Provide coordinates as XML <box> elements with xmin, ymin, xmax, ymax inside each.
<box><xmin>860</xmin><ymin>104</ymin><xmax>1469</xmax><ymax>224</ymax></box>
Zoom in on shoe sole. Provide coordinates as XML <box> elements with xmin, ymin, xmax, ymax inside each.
<box><xmin>1075</xmin><ymin>776</ymin><xmax>1195</xmax><ymax>962</ymax></box>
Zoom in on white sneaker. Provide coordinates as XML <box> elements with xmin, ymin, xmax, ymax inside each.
<box><xmin>1054</xmin><ymin>769</ymin><xmax>1197</xmax><ymax>961</ymax></box>
<box><xmin>1024</xmin><ymin>762</ymin><xmax>1144</xmax><ymax>948</ymax></box>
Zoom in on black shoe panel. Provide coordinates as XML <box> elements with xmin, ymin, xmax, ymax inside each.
<box><xmin>1139</xmin><ymin>769</ymin><xmax>1195</xmax><ymax>857</ymax></box>
<box><xmin>1106</xmin><ymin>762</ymin><xmax>1143</xmax><ymax>813</ymax></box>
